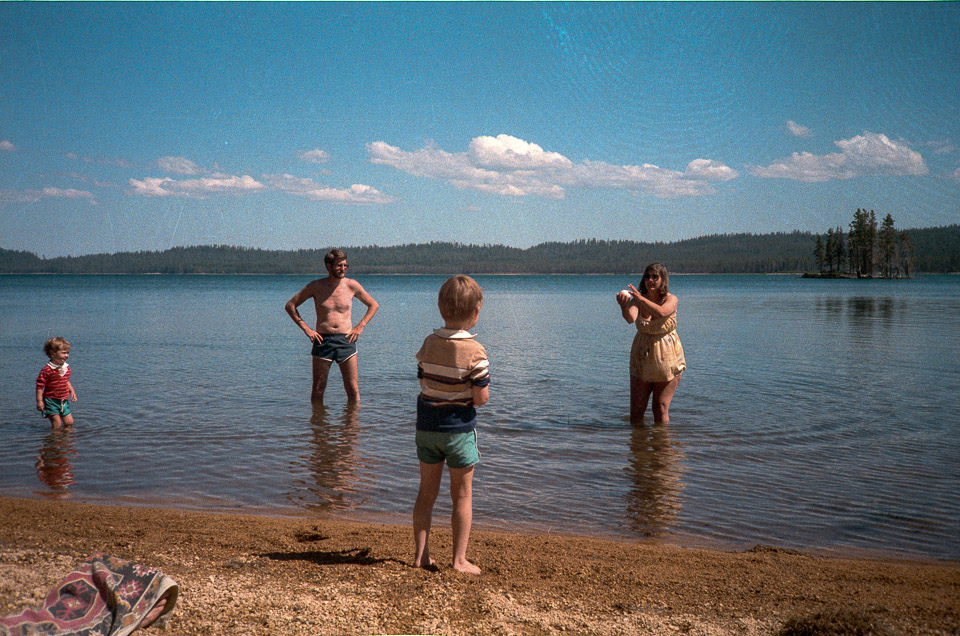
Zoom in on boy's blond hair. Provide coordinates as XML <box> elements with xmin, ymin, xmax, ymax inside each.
<box><xmin>438</xmin><ymin>275</ymin><xmax>483</xmax><ymax>323</ymax></box>
<box><xmin>43</xmin><ymin>337</ymin><xmax>71</xmax><ymax>357</ymax></box>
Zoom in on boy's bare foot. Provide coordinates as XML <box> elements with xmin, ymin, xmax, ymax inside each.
<box><xmin>453</xmin><ymin>559</ymin><xmax>481</xmax><ymax>575</ymax></box>
<box><xmin>413</xmin><ymin>557</ymin><xmax>439</xmax><ymax>572</ymax></box>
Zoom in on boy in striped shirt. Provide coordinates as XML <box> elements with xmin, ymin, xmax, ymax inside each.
<box><xmin>413</xmin><ymin>275</ymin><xmax>490</xmax><ymax>574</ymax></box>
<box><xmin>36</xmin><ymin>337</ymin><xmax>78</xmax><ymax>429</ymax></box>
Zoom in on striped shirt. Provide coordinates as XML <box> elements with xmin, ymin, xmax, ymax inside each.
<box><xmin>37</xmin><ymin>363</ymin><xmax>72</xmax><ymax>400</ymax></box>
<box><xmin>416</xmin><ymin>328</ymin><xmax>490</xmax><ymax>433</ymax></box>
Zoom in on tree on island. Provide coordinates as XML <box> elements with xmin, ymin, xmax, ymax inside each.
<box><xmin>825</xmin><ymin>228</ymin><xmax>835</xmax><ymax>273</ymax></box>
<box><xmin>813</xmin><ymin>209</ymin><xmax>911</xmax><ymax>278</ymax></box>
<box><xmin>814</xmin><ymin>226</ymin><xmax>847</xmax><ymax>275</ymax></box>
<box><xmin>834</xmin><ymin>226</ymin><xmax>846</xmax><ymax>273</ymax></box>
<box><xmin>879</xmin><ymin>213</ymin><xmax>898</xmax><ymax>278</ymax></box>
<box><xmin>848</xmin><ymin>208</ymin><xmax>877</xmax><ymax>277</ymax></box>
<box><xmin>814</xmin><ymin>235</ymin><xmax>826</xmax><ymax>273</ymax></box>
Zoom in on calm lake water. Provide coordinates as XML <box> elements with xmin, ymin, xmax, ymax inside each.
<box><xmin>1</xmin><ymin>274</ymin><xmax>958</xmax><ymax>561</ymax></box>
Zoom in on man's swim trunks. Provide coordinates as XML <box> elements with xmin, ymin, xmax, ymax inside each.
<box><xmin>311</xmin><ymin>334</ymin><xmax>358</xmax><ymax>364</ymax></box>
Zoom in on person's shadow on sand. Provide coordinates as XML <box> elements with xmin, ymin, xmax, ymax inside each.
<box><xmin>259</xmin><ymin>530</ymin><xmax>405</xmax><ymax>567</ymax></box>
<box><xmin>259</xmin><ymin>547</ymin><xmax>404</xmax><ymax>567</ymax></box>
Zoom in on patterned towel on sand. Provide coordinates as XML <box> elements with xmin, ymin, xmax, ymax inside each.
<box><xmin>0</xmin><ymin>553</ymin><xmax>178</xmax><ymax>636</ymax></box>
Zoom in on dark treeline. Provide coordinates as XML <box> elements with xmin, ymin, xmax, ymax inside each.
<box><xmin>1</xmin><ymin>226</ymin><xmax>958</xmax><ymax>275</ymax></box>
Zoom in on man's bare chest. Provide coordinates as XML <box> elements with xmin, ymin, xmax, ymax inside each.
<box><xmin>315</xmin><ymin>287</ymin><xmax>353</xmax><ymax>313</ymax></box>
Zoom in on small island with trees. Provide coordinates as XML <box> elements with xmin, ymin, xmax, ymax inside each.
<box><xmin>807</xmin><ymin>208</ymin><xmax>914</xmax><ymax>279</ymax></box>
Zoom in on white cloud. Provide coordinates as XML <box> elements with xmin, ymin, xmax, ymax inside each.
<box><xmin>129</xmin><ymin>177</ymin><xmax>178</xmax><ymax>197</ymax></box>
<box><xmin>573</xmin><ymin>161</ymin><xmax>725</xmax><ymax>197</ymax></box>
<box><xmin>468</xmin><ymin>134</ymin><xmax>573</xmax><ymax>170</ymax></box>
<box><xmin>129</xmin><ymin>174</ymin><xmax>264</xmax><ymax>198</ymax></box>
<box><xmin>157</xmin><ymin>156</ymin><xmax>201</xmax><ymax>175</ymax></box>
<box><xmin>368</xmin><ymin>136</ymin><xmax>737</xmax><ymax>199</ymax></box>
<box><xmin>298</xmin><ymin>149</ymin><xmax>331</xmax><ymax>163</ymax></box>
<box><xmin>267</xmin><ymin>174</ymin><xmax>396</xmax><ymax>204</ymax></box>
<box><xmin>42</xmin><ymin>187</ymin><xmax>96</xmax><ymax>201</ymax></box>
<box><xmin>919</xmin><ymin>139</ymin><xmax>957</xmax><ymax>155</ymax></box>
<box><xmin>786</xmin><ymin>120</ymin><xmax>812</xmax><ymax>138</ymax></box>
<box><xmin>750</xmin><ymin>132</ymin><xmax>928</xmax><ymax>182</ymax></box>
<box><xmin>0</xmin><ymin>140</ymin><xmax>15</xmax><ymax>152</ymax></box>
<box><xmin>0</xmin><ymin>190</ymin><xmax>40</xmax><ymax>204</ymax></box>
<box><xmin>65</xmin><ymin>152</ymin><xmax>132</xmax><ymax>168</ymax></box>
<box><xmin>684</xmin><ymin>158</ymin><xmax>739</xmax><ymax>182</ymax></box>
<box><xmin>0</xmin><ymin>187</ymin><xmax>96</xmax><ymax>205</ymax></box>
<box><xmin>951</xmin><ymin>167</ymin><xmax>960</xmax><ymax>184</ymax></box>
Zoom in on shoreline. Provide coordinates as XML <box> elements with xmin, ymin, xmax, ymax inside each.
<box><xmin>2</xmin><ymin>496</ymin><xmax>958</xmax><ymax>635</ymax></box>
<box><xmin>5</xmin><ymin>488</ymin><xmax>952</xmax><ymax>566</ymax></box>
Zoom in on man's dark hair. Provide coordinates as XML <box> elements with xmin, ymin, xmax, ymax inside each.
<box><xmin>324</xmin><ymin>249</ymin><xmax>347</xmax><ymax>266</ymax></box>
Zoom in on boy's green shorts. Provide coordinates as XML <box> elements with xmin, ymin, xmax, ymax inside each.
<box><xmin>42</xmin><ymin>397</ymin><xmax>71</xmax><ymax>417</ymax></box>
<box><xmin>415</xmin><ymin>430</ymin><xmax>479</xmax><ymax>469</ymax></box>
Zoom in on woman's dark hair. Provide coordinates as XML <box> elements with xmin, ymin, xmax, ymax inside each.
<box><xmin>641</xmin><ymin>262</ymin><xmax>669</xmax><ymax>299</ymax></box>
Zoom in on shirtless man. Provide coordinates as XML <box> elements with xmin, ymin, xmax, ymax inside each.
<box><xmin>285</xmin><ymin>249</ymin><xmax>379</xmax><ymax>404</ymax></box>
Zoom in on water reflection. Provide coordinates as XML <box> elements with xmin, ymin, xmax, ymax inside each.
<box><xmin>297</xmin><ymin>404</ymin><xmax>361</xmax><ymax>512</ymax></box>
<box><xmin>625</xmin><ymin>422</ymin><xmax>684</xmax><ymax>536</ymax></box>
<box><xmin>35</xmin><ymin>429</ymin><xmax>77</xmax><ymax>497</ymax></box>
<box><xmin>815</xmin><ymin>296</ymin><xmax>898</xmax><ymax>323</ymax></box>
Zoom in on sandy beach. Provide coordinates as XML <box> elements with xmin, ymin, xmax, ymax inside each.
<box><xmin>1</xmin><ymin>497</ymin><xmax>957</xmax><ymax>635</ymax></box>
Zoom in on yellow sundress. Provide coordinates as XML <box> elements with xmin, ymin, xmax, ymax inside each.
<box><xmin>629</xmin><ymin>314</ymin><xmax>686</xmax><ymax>382</ymax></box>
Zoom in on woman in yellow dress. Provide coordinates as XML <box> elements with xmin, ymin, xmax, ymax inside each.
<box><xmin>616</xmin><ymin>263</ymin><xmax>686</xmax><ymax>423</ymax></box>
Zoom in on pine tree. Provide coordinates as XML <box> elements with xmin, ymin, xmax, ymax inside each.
<box><xmin>834</xmin><ymin>226</ymin><xmax>846</xmax><ymax>273</ymax></box>
<box><xmin>849</xmin><ymin>209</ymin><xmax>865</xmax><ymax>276</ymax></box>
<box><xmin>825</xmin><ymin>228</ymin><xmax>836</xmax><ymax>273</ymax></box>
<box><xmin>878</xmin><ymin>213</ymin><xmax>898</xmax><ymax>278</ymax></box>
<box><xmin>848</xmin><ymin>208</ymin><xmax>879</xmax><ymax>277</ymax></box>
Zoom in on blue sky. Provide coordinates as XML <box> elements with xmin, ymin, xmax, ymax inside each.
<box><xmin>1</xmin><ymin>2</ymin><xmax>958</xmax><ymax>257</ymax></box>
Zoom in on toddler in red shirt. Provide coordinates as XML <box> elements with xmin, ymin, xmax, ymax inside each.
<box><xmin>36</xmin><ymin>337</ymin><xmax>78</xmax><ymax>429</ymax></box>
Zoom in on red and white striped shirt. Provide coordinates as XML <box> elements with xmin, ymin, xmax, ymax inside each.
<box><xmin>37</xmin><ymin>363</ymin><xmax>71</xmax><ymax>400</ymax></box>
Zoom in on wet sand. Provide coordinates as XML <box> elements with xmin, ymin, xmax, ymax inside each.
<box><xmin>1</xmin><ymin>496</ymin><xmax>957</xmax><ymax>635</ymax></box>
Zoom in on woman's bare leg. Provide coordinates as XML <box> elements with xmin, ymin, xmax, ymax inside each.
<box><xmin>630</xmin><ymin>375</ymin><xmax>653</xmax><ymax>423</ymax></box>
<box><xmin>651</xmin><ymin>374</ymin><xmax>681</xmax><ymax>423</ymax></box>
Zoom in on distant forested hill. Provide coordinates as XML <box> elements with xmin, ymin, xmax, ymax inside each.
<box><xmin>909</xmin><ymin>225</ymin><xmax>960</xmax><ymax>273</ymax></box>
<box><xmin>2</xmin><ymin>226</ymin><xmax>957</xmax><ymax>274</ymax></box>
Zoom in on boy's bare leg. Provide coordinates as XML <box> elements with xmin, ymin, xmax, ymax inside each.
<box><xmin>651</xmin><ymin>374</ymin><xmax>681</xmax><ymax>423</ymax></box>
<box><xmin>62</xmin><ymin>413</ymin><xmax>74</xmax><ymax>426</ymax></box>
<box><xmin>47</xmin><ymin>413</ymin><xmax>62</xmax><ymax>430</ymax></box>
<box><xmin>630</xmin><ymin>375</ymin><xmax>653</xmax><ymax>423</ymax></box>
<box><xmin>339</xmin><ymin>356</ymin><xmax>360</xmax><ymax>403</ymax></box>
<box><xmin>413</xmin><ymin>461</ymin><xmax>443</xmax><ymax>570</ymax></box>
<box><xmin>311</xmin><ymin>357</ymin><xmax>332</xmax><ymax>403</ymax></box>
<box><xmin>449</xmin><ymin>465</ymin><xmax>481</xmax><ymax>575</ymax></box>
